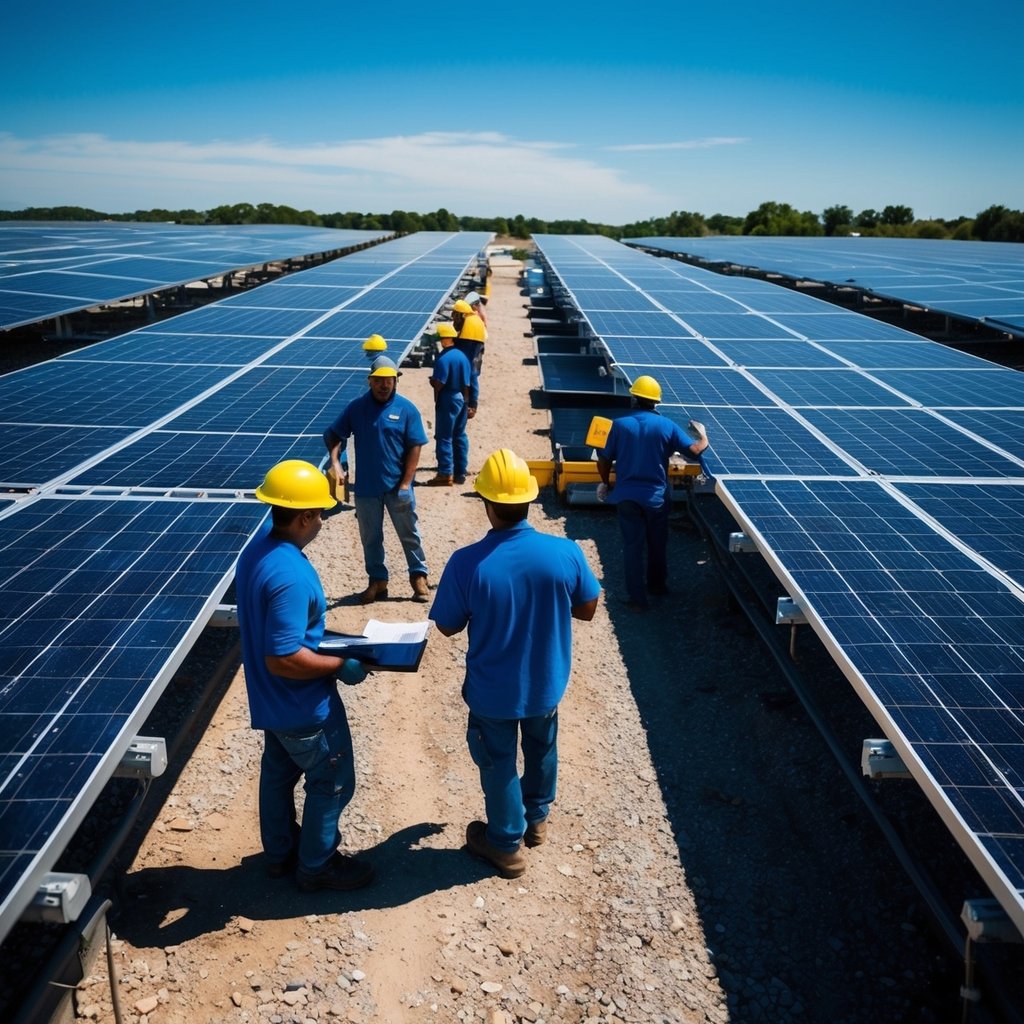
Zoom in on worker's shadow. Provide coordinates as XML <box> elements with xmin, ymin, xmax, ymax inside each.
<box><xmin>112</xmin><ymin>822</ymin><xmax>486</xmax><ymax>947</ymax></box>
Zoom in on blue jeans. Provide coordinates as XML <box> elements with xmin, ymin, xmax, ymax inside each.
<box><xmin>354</xmin><ymin>489</ymin><xmax>428</xmax><ymax>580</ymax></box>
<box><xmin>260</xmin><ymin>700</ymin><xmax>355</xmax><ymax>872</ymax></box>
<box><xmin>435</xmin><ymin>394</ymin><xmax>469</xmax><ymax>477</ymax></box>
<box><xmin>466</xmin><ymin>709</ymin><xmax>558</xmax><ymax>851</ymax></box>
<box><xmin>617</xmin><ymin>498</ymin><xmax>669</xmax><ymax>604</ymax></box>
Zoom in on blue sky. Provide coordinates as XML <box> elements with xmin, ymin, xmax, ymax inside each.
<box><xmin>1</xmin><ymin>0</ymin><xmax>1021</xmax><ymax>223</ymax></box>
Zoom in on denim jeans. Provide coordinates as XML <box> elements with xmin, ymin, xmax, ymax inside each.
<box><xmin>435</xmin><ymin>395</ymin><xmax>469</xmax><ymax>477</ymax></box>
<box><xmin>617</xmin><ymin>498</ymin><xmax>669</xmax><ymax>604</ymax></box>
<box><xmin>466</xmin><ymin>709</ymin><xmax>558</xmax><ymax>851</ymax></box>
<box><xmin>260</xmin><ymin>700</ymin><xmax>355</xmax><ymax>872</ymax></box>
<box><xmin>354</xmin><ymin>489</ymin><xmax>428</xmax><ymax>580</ymax></box>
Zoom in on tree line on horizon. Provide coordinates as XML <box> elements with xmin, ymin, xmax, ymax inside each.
<box><xmin>2</xmin><ymin>201</ymin><xmax>1021</xmax><ymax>242</ymax></box>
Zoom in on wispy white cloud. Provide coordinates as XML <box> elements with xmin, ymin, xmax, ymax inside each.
<box><xmin>0</xmin><ymin>131</ymin><xmax>669</xmax><ymax>220</ymax></box>
<box><xmin>605</xmin><ymin>137</ymin><xmax>749</xmax><ymax>153</ymax></box>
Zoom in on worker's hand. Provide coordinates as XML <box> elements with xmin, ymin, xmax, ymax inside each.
<box><xmin>467</xmin><ymin>407</ymin><xmax>477</xmax><ymax>420</ymax></box>
<box><xmin>596</xmin><ymin>483</ymin><xmax>609</xmax><ymax>502</ymax></box>
<box><xmin>396</xmin><ymin>485</ymin><xmax>413</xmax><ymax>504</ymax></box>
<box><xmin>687</xmin><ymin>419</ymin><xmax>707</xmax><ymax>441</ymax></box>
<box><xmin>337</xmin><ymin>658</ymin><xmax>369</xmax><ymax>685</ymax></box>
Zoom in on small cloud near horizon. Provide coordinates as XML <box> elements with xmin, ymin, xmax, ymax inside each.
<box><xmin>605</xmin><ymin>137</ymin><xmax>748</xmax><ymax>153</ymax></box>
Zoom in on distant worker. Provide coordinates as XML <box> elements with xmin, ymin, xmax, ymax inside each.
<box><xmin>464</xmin><ymin>289</ymin><xmax>488</xmax><ymax>326</ymax></box>
<box><xmin>426</xmin><ymin>323</ymin><xmax>471</xmax><ymax>487</ymax></box>
<box><xmin>596</xmin><ymin>375</ymin><xmax>708</xmax><ymax>611</ymax></box>
<box><xmin>324</xmin><ymin>355</ymin><xmax>431</xmax><ymax>604</ymax></box>
<box><xmin>452</xmin><ymin>298</ymin><xmax>488</xmax><ymax>417</ymax></box>
<box><xmin>430</xmin><ymin>449</ymin><xmax>601</xmax><ymax>879</ymax></box>
<box><xmin>362</xmin><ymin>333</ymin><xmax>388</xmax><ymax>360</ymax></box>
<box><xmin>236</xmin><ymin>460</ymin><xmax>374</xmax><ymax>892</ymax></box>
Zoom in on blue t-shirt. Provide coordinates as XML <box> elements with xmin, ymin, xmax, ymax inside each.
<box><xmin>431</xmin><ymin>346</ymin><xmax>471</xmax><ymax>397</ymax></box>
<box><xmin>236</xmin><ymin>527</ymin><xmax>336</xmax><ymax>731</ymax></box>
<box><xmin>429</xmin><ymin>521</ymin><xmax>601</xmax><ymax>718</ymax></box>
<box><xmin>602</xmin><ymin>410</ymin><xmax>696</xmax><ymax>508</ymax></box>
<box><xmin>327</xmin><ymin>391</ymin><xmax>428</xmax><ymax>497</ymax></box>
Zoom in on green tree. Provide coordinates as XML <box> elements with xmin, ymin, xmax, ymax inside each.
<box><xmin>913</xmin><ymin>220</ymin><xmax>948</xmax><ymax>239</ymax></box>
<box><xmin>880</xmin><ymin>204</ymin><xmax>914</xmax><ymax>226</ymax></box>
<box><xmin>744</xmin><ymin>201</ymin><xmax>822</xmax><ymax>236</ymax></box>
<box><xmin>706</xmin><ymin>213</ymin><xmax>743</xmax><ymax>235</ymax></box>
<box><xmin>854</xmin><ymin>209</ymin><xmax>880</xmax><ymax>229</ymax></box>
<box><xmin>822</xmin><ymin>205</ymin><xmax>853</xmax><ymax>237</ymax></box>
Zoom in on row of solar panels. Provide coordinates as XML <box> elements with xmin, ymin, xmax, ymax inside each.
<box><xmin>625</xmin><ymin>236</ymin><xmax>1024</xmax><ymax>337</ymax></box>
<box><xmin>0</xmin><ymin>230</ymin><xmax>492</xmax><ymax>940</ymax></box>
<box><xmin>0</xmin><ymin>222</ymin><xmax>394</xmax><ymax>330</ymax></box>
<box><xmin>530</xmin><ymin>234</ymin><xmax>1024</xmax><ymax>940</ymax></box>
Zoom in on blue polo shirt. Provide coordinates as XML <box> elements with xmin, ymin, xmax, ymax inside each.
<box><xmin>236</xmin><ymin>527</ymin><xmax>337</xmax><ymax>731</ymax></box>
<box><xmin>327</xmin><ymin>390</ymin><xmax>428</xmax><ymax>497</ymax></box>
<box><xmin>431</xmin><ymin>346</ymin><xmax>471</xmax><ymax>397</ymax></box>
<box><xmin>602</xmin><ymin>410</ymin><xmax>696</xmax><ymax>508</ymax></box>
<box><xmin>429</xmin><ymin>521</ymin><xmax>601</xmax><ymax>718</ymax></box>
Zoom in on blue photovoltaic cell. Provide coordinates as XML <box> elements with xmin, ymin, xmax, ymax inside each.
<box><xmin>0</xmin><ymin>425</ymin><xmax>135</xmax><ymax>489</ymax></box>
<box><xmin>871</xmin><ymin>369</ymin><xmax>1024</xmax><ymax>409</ymax></box>
<box><xmin>262</xmin><ymin>337</ymin><xmax>379</xmax><ymax>370</ymax></box>
<box><xmin>648</xmin><ymin>290</ymin><xmax>751</xmax><ymax>315</ymax></box>
<box><xmin>896</xmin><ymin>483</ymin><xmax>1024</xmax><ymax>588</ymax></box>
<box><xmin>137</xmin><ymin>305</ymin><xmax>320</xmax><ymax>339</ymax></box>
<box><xmin>599</xmin><ymin>336</ymin><xmax>727</xmax><ymax>367</ymax></box>
<box><xmin>819</xmin><ymin>341</ymin><xmax>992</xmax><ymax>371</ymax></box>
<box><xmin>548</xmin><ymin>406</ymin><xmax>635</xmax><ymax>448</ymax></box>
<box><xmin>62</xmin><ymin>332</ymin><xmax>277</xmax><ymax>367</ymax></box>
<box><xmin>0</xmin><ymin>361</ymin><xmax>235</xmax><ymax>427</ymax></box>
<box><xmin>749</xmin><ymin>368</ymin><xmax>914</xmax><ymax>408</ymax></box>
<box><xmin>626</xmin><ymin>366</ymin><xmax>774</xmax><ymax>407</ymax></box>
<box><xmin>567</xmin><ymin>288</ymin><xmax>661</xmax><ymax>312</ymax></box>
<box><xmin>583</xmin><ymin>310</ymin><xmax>690</xmax><ymax>338</ymax></box>
<box><xmin>0</xmin><ymin>496</ymin><xmax>269</xmax><ymax>930</ymax></box>
<box><xmin>345</xmin><ymin>288</ymin><xmax>444</xmax><ymax>314</ymax></box>
<box><xmin>664</xmin><ymin>406</ymin><xmax>859</xmax><ymax>478</ymax></box>
<box><xmin>676</xmin><ymin>313</ymin><xmax>799</xmax><ymax>340</ymax></box>
<box><xmin>218</xmin><ymin>284</ymin><xmax>362</xmax><ymax>310</ymax></box>
<box><xmin>713</xmin><ymin>340</ymin><xmax>848</xmax><ymax>369</ymax></box>
<box><xmin>800</xmin><ymin>408</ymin><xmax>1024</xmax><ymax>478</ymax></box>
<box><xmin>163</xmin><ymin>366</ymin><xmax>366</xmax><ymax>435</ymax></box>
<box><xmin>67</xmin><ymin>432</ymin><xmax>327</xmax><ymax>491</ymax></box>
<box><xmin>306</xmin><ymin>309</ymin><xmax>430</xmax><ymax>341</ymax></box>
<box><xmin>772</xmin><ymin>313</ymin><xmax>927</xmax><ymax>342</ymax></box>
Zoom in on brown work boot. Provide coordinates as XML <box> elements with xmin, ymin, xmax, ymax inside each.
<box><xmin>524</xmin><ymin>818</ymin><xmax>548</xmax><ymax>848</ymax></box>
<box><xmin>425</xmin><ymin>473</ymin><xmax>453</xmax><ymax>486</ymax></box>
<box><xmin>410</xmin><ymin>574</ymin><xmax>430</xmax><ymax>602</ymax></box>
<box><xmin>359</xmin><ymin>579</ymin><xmax>389</xmax><ymax>604</ymax></box>
<box><xmin>465</xmin><ymin>821</ymin><xmax>526</xmax><ymax>879</ymax></box>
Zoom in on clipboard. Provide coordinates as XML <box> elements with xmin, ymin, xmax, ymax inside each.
<box><xmin>319</xmin><ymin>621</ymin><xmax>430</xmax><ymax>672</ymax></box>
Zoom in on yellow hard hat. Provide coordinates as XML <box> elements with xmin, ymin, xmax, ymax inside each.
<box><xmin>368</xmin><ymin>355</ymin><xmax>399</xmax><ymax>378</ymax></box>
<box><xmin>475</xmin><ymin>448</ymin><xmax>539</xmax><ymax>504</ymax></box>
<box><xmin>452</xmin><ymin>299</ymin><xmax>473</xmax><ymax>314</ymax></box>
<box><xmin>362</xmin><ymin>333</ymin><xmax>387</xmax><ymax>351</ymax></box>
<box><xmin>459</xmin><ymin>316</ymin><xmax>486</xmax><ymax>342</ymax></box>
<box><xmin>629</xmin><ymin>375</ymin><xmax>662</xmax><ymax>402</ymax></box>
<box><xmin>256</xmin><ymin>460</ymin><xmax>336</xmax><ymax>509</ymax></box>
<box><xmin>435</xmin><ymin>322</ymin><xmax>458</xmax><ymax>339</ymax></box>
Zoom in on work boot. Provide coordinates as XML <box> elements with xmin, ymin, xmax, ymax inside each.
<box><xmin>410</xmin><ymin>574</ymin><xmax>430</xmax><ymax>602</ymax></box>
<box><xmin>296</xmin><ymin>852</ymin><xmax>374</xmax><ymax>892</ymax></box>
<box><xmin>453</xmin><ymin>474</ymin><xmax>467</xmax><ymax>485</ymax></box>
<box><xmin>359</xmin><ymin>579</ymin><xmax>389</xmax><ymax>604</ymax></box>
<box><xmin>524</xmin><ymin>818</ymin><xmax>548</xmax><ymax>848</ymax></box>
<box><xmin>425</xmin><ymin>473</ymin><xmax>453</xmax><ymax>486</ymax></box>
<box><xmin>465</xmin><ymin>821</ymin><xmax>526</xmax><ymax>879</ymax></box>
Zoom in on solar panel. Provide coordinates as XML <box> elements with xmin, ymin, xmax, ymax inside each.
<box><xmin>532</xmin><ymin>233</ymin><xmax>1024</xmax><ymax>935</ymax></box>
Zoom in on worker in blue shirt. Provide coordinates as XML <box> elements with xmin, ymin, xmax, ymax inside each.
<box><xmin>236</xmin><ymin>460</ymin><xmax>373</xmax><ymax>892</ymax></box>
<box><xmin>324</xmin><ymin>355</ymin><xmax>430</xmax><ymax>604</ymax></box>
<box><xmin>425</xmin><ymin>322</ymin><xmax>472</xmax><ymax>486</ymax></box>
<box><xmin>452</xmin><ymin>298</ymin><xmax>487</xmax><ymax>417</ymax></box>
<box><xmin>596</xmin><ymin>375</ymin><xmax>708</xmax><ymax>611</ymax></box>
<box><xmin>430</xmin><ymin>449</ymin><xmax>601</xmax><ymax>878</ymax></box>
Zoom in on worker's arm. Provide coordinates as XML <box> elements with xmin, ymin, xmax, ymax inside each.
<box><xmin>398</xmin><ymin>444</ymin><xmax>422</xmax><ymax>492</ymax></box>
<box><xmin>323</xmin><ymin>427</ymin><xmax>349</xmax><ymax>484</ymax></box>
<box><xmin>596</xmin><ymin>456</ymin><xmax>613</xmax><ymax>486</ymax></box>
<box><xmin>571</xmin><ymin>597</ymin><xmax>599</xmax><ymax>622</ymax></box>
<box><xmin>433</xmin><ymin>622</ymin><xmax>464</xmax><ymax>637</ymax></box>
<box><xmin>684</xmin><ymin>420</ymin><xmax>709</xmax><ymax>458</ymax></box>
<box><xmin>429</xmin><ymin>378</ymin><xmax>443</xmax><ymax>397</ymax></box>
<box><xmin>267</xmin><ymin>647</ymin><xmax>347</xmax><ymax>679</ymax></box>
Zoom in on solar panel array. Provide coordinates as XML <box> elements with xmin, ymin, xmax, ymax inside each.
<box><xmin>0</xmin><ymin>230</ymin><xmax>491</xmax><ymax>939</ymax></box>
<box><xmin>532</xmin><ymin>233</ymin><xmax>1024</xmax><ymax>937</ymax></box>
<box><xmin>625</xmin><ymin>236</ymin><xmax>1024</xmax><ymax>338</ymax></box>
<box><xmin>0</xmin><ymin>222</ymin><xmax>393</xmax><ymax>330</ymax></box>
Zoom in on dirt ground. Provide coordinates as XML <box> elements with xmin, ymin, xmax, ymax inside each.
<box><xmin>65</xmin><ymin>258</ymin><xmax>979</xmax><ymax>1024</ymax></box>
